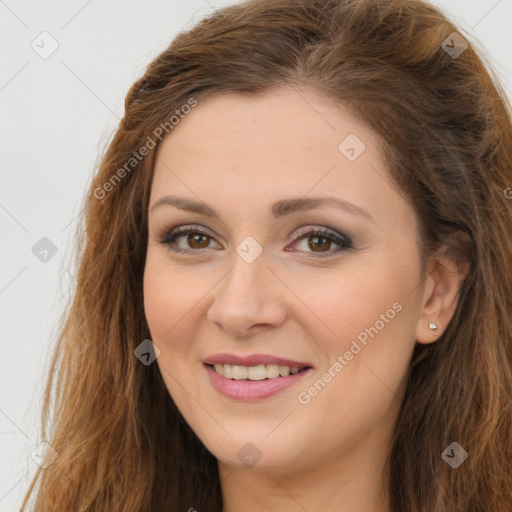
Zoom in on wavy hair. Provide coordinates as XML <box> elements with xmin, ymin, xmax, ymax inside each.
<box><xmin>22</xmin><ymin>0</ymin><xmax>512</xmax><ymax>510</ymax></box>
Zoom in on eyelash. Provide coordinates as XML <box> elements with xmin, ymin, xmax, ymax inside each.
<box><xmin>156</xmin><ymin>224</ymin><xmax>353</xmax><ymax>258</ymax></box>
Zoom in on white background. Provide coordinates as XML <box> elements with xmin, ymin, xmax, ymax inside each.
<box><xmin>1</xmin><ymin>1</ymin><xmax>511</xmax><ymax>510</ymax></box>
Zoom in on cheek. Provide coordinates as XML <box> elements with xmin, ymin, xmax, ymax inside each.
<box><xmin>142</xmin><ymin>253</ymin><xmax>218</xmax><ymax>382</ymax></box>
<box><xmin>143</xmin><ymin>257</ymin><xmax>200</xmax><ymax>406</ymax></box>
<box><xmin>143</xmin><ymin>253</ymin><xmax>205</xmax><ymax>342</ymax></box>
<box><xmin>288</xmin><ymin>260</ymin><xmax>420</xmax><ymax>449</ymax></box>
<box><xmin>295</xmin><ymin>252</ymin><xmax>422</xmax><ymax>407</ymax></box>
<box><xmin>293</xmin><ymin>258</ymin><xmax>415</xmax><ymax>351</ymax></box>
<box><xmin>143</xmin><ymin>268</ymin><xmax>177</xmax><ymax>342</ymax></box>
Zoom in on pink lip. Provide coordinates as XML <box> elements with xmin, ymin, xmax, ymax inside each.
<box><xmin>204</xmin><ymin>364</ymin><xmax>313</xmax><ymax>402</ymax></box>
<box><xmin>203</xmin><ymin>353</ymin><xmax>312</xmax><ymax>368</ymax></box>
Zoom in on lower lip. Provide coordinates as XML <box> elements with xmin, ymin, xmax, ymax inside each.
<box><xmin>205</xmin><ymin>364</ymin><xmax>312</xmax><ymax>401</ymax></box>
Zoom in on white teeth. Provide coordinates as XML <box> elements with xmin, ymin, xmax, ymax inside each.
<box><xmin>223</xmin><ymin>364</ymin><xmax>233</xmax><ymax>379</ymax></box>
<box><xmin>232</xmin><ymin>365</ymin><xmax>248</xmax><ymax>379</ymax></box>
<box><xmin>211</xmin><ymin>363</ymin><xmax>307</xmax><ymax>380</ymax></box>
<box><xmin>279</xmin><ymin>366</ymin><xmax>290</xmax><ymax>377</ymax></box>
<box><xmin>248</xmin><ymin>365</ymin><xmax>267</xmax><ymax>380</ymax></box>
<box><xmin>266</xmin><ymin>364</ymin><xmax>280</xmax><ymax>379</ymax></box>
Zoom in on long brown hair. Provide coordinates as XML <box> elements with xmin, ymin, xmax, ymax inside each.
<box><xmin>22</xmin><ymin>0</ymin><xmax>512</xmax><ymax>510</ymax></box>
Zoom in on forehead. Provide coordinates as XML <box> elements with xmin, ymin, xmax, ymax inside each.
<box><xmin>149</xmin><ymin>86</ymin><xmax>410</xmax><ymax>228</ymax></box>
<box><xmin>155</xmin><ymin>86</ymin><xmax>378</xmax><ymax>165</ymax></box>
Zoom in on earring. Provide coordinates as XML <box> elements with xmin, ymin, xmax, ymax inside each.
<box><xmin>428</xmin><ymin>322</ymin><xmax>439</xmax><ymax>335</ymax></box>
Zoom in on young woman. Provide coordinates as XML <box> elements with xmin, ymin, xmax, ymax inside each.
<box><xmin>22</xmin><ymin>0</ymin><xmax>512</xmax><ymax>510</ymax></box>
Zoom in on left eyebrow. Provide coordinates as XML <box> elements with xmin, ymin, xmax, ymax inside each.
<box><xmin>149</xmin><ymin>195</ymin><xmax>374</xmax><ymax>222</ymax></box>
<box><xmin>270</xmin><ymin>196</ymin><xmax>373</xmax><ymax>221</ymax></box>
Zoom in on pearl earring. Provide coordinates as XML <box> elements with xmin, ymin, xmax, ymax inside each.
<box><xmin>428</xmin><ymin>322</ymin><xmax>439</xmax><ymax>334</ymax></box>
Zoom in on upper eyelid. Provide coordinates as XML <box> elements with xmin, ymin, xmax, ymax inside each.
<box><xmin>162</xmin><ymin>223</ymin><xmax>345</xmax><ymax>240</ymax></box>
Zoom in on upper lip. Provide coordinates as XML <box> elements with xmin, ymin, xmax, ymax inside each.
<box><xmin>203</xmin><ymin>353</ymin><xmax>313</xmax><ymax>368</ymax></box>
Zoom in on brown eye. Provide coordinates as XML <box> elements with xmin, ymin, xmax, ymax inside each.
<box><xmin>307</xmin><ymin>235</ymin><xmax>332</xmax><ymax>252</ymax></box>
<box><xmin>158</xmin><ymin>225</ymin><xmax>220</xmax><ymax>254</ymax></box>
<box><xmin>288</xmin><ymin>227</ymin><xmax>353</xmax><ymax>258</ymax></box>
<box><xmin>186</xmin><ymin>233</ymin><xmax>210</xmax><ymax>249</ymax></box>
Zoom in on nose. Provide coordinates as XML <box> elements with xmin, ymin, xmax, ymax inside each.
<box><xmin>206</xmin><ymin>248</ymin><xmax>287</xmax><ymax>338</ymax></box>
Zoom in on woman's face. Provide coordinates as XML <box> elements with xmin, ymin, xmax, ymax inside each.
<box><xmin>144</xmin><ymin>86</ymin><xmax>428</xmax><ymax>474</ymax></box>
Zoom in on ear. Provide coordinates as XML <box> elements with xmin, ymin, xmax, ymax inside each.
<box><xmin>415</xmin><ymin>253</ymin><xmax>470</xmax><ymax>344</ymax></box>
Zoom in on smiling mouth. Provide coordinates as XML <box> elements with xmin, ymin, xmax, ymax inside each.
<box><xmin>206</xmin><ymin>363</ymin><xmax>311</xmax><ymax>380</ymax></box>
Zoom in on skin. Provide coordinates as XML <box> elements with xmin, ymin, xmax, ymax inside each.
<box><xmin>143</xmin><ymin>85</ymin><xmax>468</xmax><ymax>512</ymax></box>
